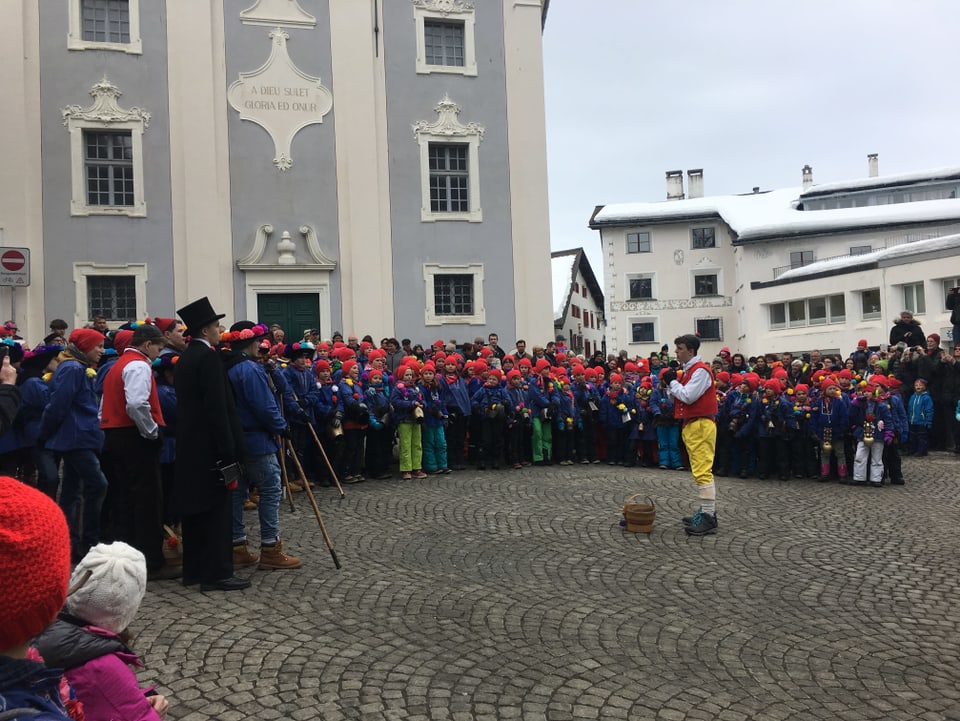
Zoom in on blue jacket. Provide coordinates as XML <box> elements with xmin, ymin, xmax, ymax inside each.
<box><xmin>907</xmin><ymin>390</ymin><xmax>934</xmax><ymax>427</ymax></box>
<box><xmin>17</xmin><ymin>376</ymin><xmax>50</xmax><ymax>447</ymax></box>
<box><xmin>439</xmin><ymin>374</ymin><xmax>471</xmax><ymax>416</ymax></box>
<box><xmin>315</xmin><ymin>380</ymin><xmax>343</xmax><ymax>423</ymax></box>
<box><xmin>0</xmin><ymin>656</ymin><xmax>73</xmax><ymax>720</ymax></box>
<box><xmin>227</xmin><ymin>356</ymin><xmax>286</xmax><ymax>456</ymax></box>
<box><xmin>390</xmin><ymin>381</ymin><xmax>422</xmax><ymax>423</ymax></box>
<box><xmin>730</xmin><ymin>391</ymin><xmax>760</xmax><ymax>439</ymax></box>
<box><xmin>526</xmin><ymin>375</ymin><xmax>560</xmax><ymax>412</ymax></box>
<box><xmin>282</xmin><ymin>364</ymin><xmax>319</xmax><ymax>424</ymax></box>
<box><xmin>40</xmin><ymin>357</ymin><xmax>103</xmax><ymax>452</ymax></box>
<box><xmin>756</xmin><ymin>395</ymin><xmax>793</xmax><ymax>439</ymax></box>
<box><xmin>848</xmin><ymin>397</ymin><xmax>894</xmax><ymax>443</ymax></box>
<box><xmin>471</xmin><ymin>384</ymin><xmax>509</xmax><ymax>418</ymax></box>
<box><xmin>889</xmin><ymin>393</ymin><xmax>908</xmax><ymax>440</ymax></box>
<box><xmin>650</xmin><ymin>387</ymin><xmax>675</xmax><ymax>426</ymax></box>
<box><xmin>601</xmin><ymin>388</ymin><xmax>634</xmax><ymax>428</ymax></box>
<box><xmin>365</xmin><ymin>384</ymin><xmax>392</xmax><ymax>430</ymax></box>
<box><xmin>809</xmin><ymin>394</ymin><xmax>849</xmax><ymax>440</ymax></box>
<box><xmin>418</xmin><ymin>381</ymin><xmax>447</xmax><ymax>428</ymax></box>
<box><xmin>157</xmin><ymin>382</ymin><xmax>178</xmax><ymax>464</ymax></box>
<box><xmin>268</xmin><ymin>364</ymin><xmax>304</xmax><ymax>423</ymax></box>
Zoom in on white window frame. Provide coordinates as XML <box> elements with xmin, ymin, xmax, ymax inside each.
<box><xmin>690</xmin><ymin>226</ymin><xmax>717</xmax><ymax>249</ymax></box>
<box><xmin>769</xmin><ymin>303</ymin><xmax>786</xmax><ymax>330</ymax></box>
<box><xmin>423</xmin><ymin>263</ymin><xmax>485</xmax><ymax>326</ymax></box>
<box><xmin>414</xmin><ymin>97</ymin><xmax>483</xmax><ymax>223</ymax></box>
<box><xmin>63</xmin><ymin>79</ymin><xmax>149</xmax><ymax>217</ymax></box>
<box><xmin>68</xmin><ymin>0</ymin><xmax>142</xmax><ymax>54</ymax></box>
<box><xmin>625</xmin><ymin>273</ymin><xmax>655</xmax><ymax>301</ymax></box>
<box><xmin>695</xmin><ymin>317</ymin><xmax>722</xmax><ymax>341</ymax></box>
<box><xmin>73</xmin><ymin>262</ymin><xmax>147</xmax><ymax>330</ymax></box>
<box><xmin>860</xmin><ymin>288</ymin><xmax>882</xmax><ymax>321</ymax></box>
<box><xmin>691</xmin><ymin>269</ymin><xmax>722</xmax><ymax>297</ymax></box>
<box><xmin>625</xmin><ymin>231</ymin><xmax>652</xmax><ymax>254</ymax></box>
<box><xmin>628</xmin><ymin>317</ymin><xmax>658</xmax><ymax>345</ymax></box>
<box><xmin>902</xmin><ymin>281</ymin><xmax>926</xmax><ymax>315</ymax></box>
<box><xmin>413</xmin><ymin>0</ymin><xmax>477</xmax><ymax>77</ymax></box>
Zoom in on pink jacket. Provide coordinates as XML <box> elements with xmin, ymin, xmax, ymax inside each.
<box><xmin>61</xmin><ymin>627</ymin><xmax>161</xmax><ymax>721</ymax></box>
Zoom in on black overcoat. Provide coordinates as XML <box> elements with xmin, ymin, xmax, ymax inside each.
<box><xmin>173</xmin><ymin>340</ymin><xmax>246</xmax><ymax>515</ymax></box>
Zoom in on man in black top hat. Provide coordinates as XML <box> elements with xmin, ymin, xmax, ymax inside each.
<box><xmin>173</xmin><ymin>297</ymin><xmax>250</xmax><ymax>592</ymax></box>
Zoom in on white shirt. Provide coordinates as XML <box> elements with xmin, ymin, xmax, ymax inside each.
<box><xmin>121</xmin><ymin>348</ymin><xmax>159</xmax><ymax>439</ymax></box>
<box><xmin>667</xmin><ymin>354</ymin><xmax>712</xmax><ymax>405</ymax></box>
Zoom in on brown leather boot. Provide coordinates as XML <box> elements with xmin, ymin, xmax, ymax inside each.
<box><xmin>232</xmin><ymin>543</ymin><xmax>259</xmax><ymax>568</ymax></box>
<box><xmin>258</xmin><ymin>540</ymin><xmax>302</xmax><ymax>569</ymax></box>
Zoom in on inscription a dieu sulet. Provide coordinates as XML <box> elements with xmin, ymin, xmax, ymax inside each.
<box><xmin>228</xmin><ymin>28</ymin><xmax>333</xmax><ymax>170</ymax></box>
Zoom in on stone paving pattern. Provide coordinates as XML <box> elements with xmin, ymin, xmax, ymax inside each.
<box><xmin>136</xmin><ymin>453</ymin><xmax>960</xmax><ymax>721</ymax></box>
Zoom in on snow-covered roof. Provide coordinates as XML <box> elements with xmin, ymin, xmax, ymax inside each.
<box><xmin>800</xmin><ymin>166</ymin><xmax>960</xmax><ymax>197</ymax></box>
<box><xmin>775</xmin><ymin>233</ymin><xmax>960</xmax><ymax>281</ymax></box>
<box><xmin>592</xmin><ymin>188</ymin><xmax>960</xmax><ymax>243</ymax></box>
<box><xmin>551</xmin><ymin>251</ymin><xmax>577</xmax><ymax>322</ymax></box>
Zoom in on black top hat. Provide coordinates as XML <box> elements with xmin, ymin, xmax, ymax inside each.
<box><xmin>177</xmin><ymin>297</ymin><xmax>225</xmax><ymax>334</ymax></box>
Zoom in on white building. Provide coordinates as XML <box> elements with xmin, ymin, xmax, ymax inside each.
<box><xmin>551</xmin><ymin>248</ymin><xmax>605</xmax><ymax>358</ymax></box>
<box><xmin>590</xmin><ymin>162</ymin><xmax>960</xmax><ymax>358</ymax></box>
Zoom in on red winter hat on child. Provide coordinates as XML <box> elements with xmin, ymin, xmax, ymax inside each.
<box><xmin>0</xmin><ymin>476</ymin><xmax>71</xmax><ymax>651</ymax></box>
<box><xmin>794</xmin><ymin>383</ymin><xmax>809</xmax><ymax>395</ymax></box>
<box><xmin>314</xmin><ymin>359</ymin><xmax>331</xmax><ymax>372</ymax></box>
<box><xmin>609</xmin><ymin>373</ymin><xmax>624</xmax><ymax>384</ymax></box>
<box><xmin>858</xmin><ymin>339</ymin><xmax>868</xmax><ymax>348</ymax></box>
<box><xmin>340</xmin><ymin>359</ymin><xmax>357</xmax><ymax>377</ymax></box>
<box><xmin>506</xmin><ymin>369</ymin><xmax>522</xmax><ymax>380</ymax></box>
<box><xmin>534</xmin><ymin>359</ymin><xmax>551</xmax><ymax>373</ymax></box>
<box><xmin>69</xmin><ymin>328</ymin><xmax>104</xmax><ymax>354</ymax></box>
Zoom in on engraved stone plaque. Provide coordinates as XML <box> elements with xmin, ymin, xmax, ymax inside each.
<box><xmin>227</xmin><ymin>28</ymin><xmax>333</xmax><ymax>170</ymax></box>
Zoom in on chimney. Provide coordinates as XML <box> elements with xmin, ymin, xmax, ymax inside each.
<box><xmin>868</xmin><ymin>153</ymin><xmax>879</xmax><ymax>178</ymax></box>
<box><xmin>752</xmin><ymin>186</ymin><xmax>760</xmax><ymax>194</ymax></box>
<box><xmin>687</xmin><ymin>169</ymin><xmax>704</xmax><ymax>199</ymax></box>
<box><xmin>666</xmin><ymin>170</ymin><xmax>684</xmax><ymax>201</ymax></box>
<box><xmin>802</xmin><ymin>164</ymin><xmax>813</xmax><ymax>190</ymax></box>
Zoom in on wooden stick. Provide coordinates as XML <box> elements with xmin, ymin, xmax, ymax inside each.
<box><xmin>284</xmin><ymin>437</ymin><xmax>341</xmax><ymax>569</ymax></box>
<box><xmin>306</xmin><ymin>421</ymin><xmax>345</xmax><ymax>498</ymax></box>
<box><xmin>276</xmin><ymin>439</ymin><xmax>296</xmax><ymax>512</ymax></box>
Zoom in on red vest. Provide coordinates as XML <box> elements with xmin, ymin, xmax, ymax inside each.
<box><xmin>673</xmin><ymin>361</ymin><xmax>718</xmax><ymax>422</ymax></box>
<box><xmin>100</xmin><ymin>350</ymin><xmax>165</xmax><ymax>429</ymax></box>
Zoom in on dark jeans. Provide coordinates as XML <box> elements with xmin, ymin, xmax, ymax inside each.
<box><xmin>59</xmin><ymin>448</ymin><xmax>109</xmax><ymax>561</ymax></box>
<box><xmin>103</xmin><ymin>427</ymin><xmax>164</xmax><ymax>571</ymax></box>
<box><xmin>444</xmin><ymin>411</ymin><xmax>467</xmax><ymax>468</ymax></box>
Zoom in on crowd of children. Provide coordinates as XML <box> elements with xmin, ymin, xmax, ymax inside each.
<box><xmin>268</xmin><ymin>333</ymin><xmax>960</xmax><ymax>489</ymax></box>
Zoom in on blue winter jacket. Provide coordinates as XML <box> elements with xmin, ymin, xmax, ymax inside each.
<box><xmin>39</xmin><ymin>357</ymin><xmax>103</xmax><ymax>452</ymax></box>
<box><xmin>439</xmin><ymin>374</ymin><xmax>471</xmax><ymax>416</ymax></box>
<box><xmin>390</xmin><ymin>382</ymin><xmax>422</xmax><ymax>423</ymax></box>
<box><xmin>228</xmin><ymin>356</ymin><xmax>287</xmax><ymax>456</ymax></box>
<box><xmin>907</xmin><ymin>390</ymin><xmax>934</xmax><ymax>428</ymax></box>
<box><xmin>282</xmin><ymin>364</ymin><xmax>319</xmax><ymax>423</ymax></box>
<box><xmin>17</xmin><ymin>376</ymin><xmax>50</xmax><ymax>447</ymax></box>
<box><xmin>419</xmin><ymin>381</ymin><xmax>447</xmax><ymax>428</ymax></box>
<box><xmin>157</xmin><ymin>382</ymin><xmax>178</xmax><ymax>464</ymax></box>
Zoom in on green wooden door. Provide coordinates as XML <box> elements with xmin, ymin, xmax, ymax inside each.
<box><xmin>256</xmin><ymin>293</ymin><xmax>320</xmax><ymax>343</ymax></box>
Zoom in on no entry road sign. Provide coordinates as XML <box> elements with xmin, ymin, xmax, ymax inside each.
<box><xmin>0</xmin><ymin>248</ymin><xmax>30</xmax><ymax>286</ymax></box>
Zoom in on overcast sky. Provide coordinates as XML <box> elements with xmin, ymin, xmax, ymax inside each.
<box><xmin>542</xmin><ymin>1</ymin><xmax>960</xmax><ymax>281</ymax></box>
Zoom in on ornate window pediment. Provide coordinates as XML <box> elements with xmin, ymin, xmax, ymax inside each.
<box><xmin>238</xmin><ymin>224</ymin><xmax>336</xmax><ymax>270</ymax></box>
<box><xmin>239</xmin><ymin>0</ymin><xmax>316</xmax><ymax>27</ymax></box>
<box><xmin>62</xmin><ymin>78</ymin><xmax>149</xmax><ymax>217</ymax></box>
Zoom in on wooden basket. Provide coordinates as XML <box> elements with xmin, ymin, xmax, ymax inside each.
<box><xmin>622</xmin><ymin>494</ymin><xmax>656</xmax><ymax>533</ymax></box>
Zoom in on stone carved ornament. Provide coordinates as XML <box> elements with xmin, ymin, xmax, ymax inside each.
<box><xmin>237</xmin><ymin>224</ymin><xmax>336</xmax><ymax>270</ymax></box>
<box><xmin>412</xmin><ymin>0</ymin><xmax>475</xmax><ymax>15</ymax></box>
<box><xmin>61</xmin><ymin>78</ymin><xmax>150</xmax><ymax>127</ymax></box>
<box><xmin>413</xmin><ymin>96</ymin><xmax>485</xmax><ymax>141</ymax></box>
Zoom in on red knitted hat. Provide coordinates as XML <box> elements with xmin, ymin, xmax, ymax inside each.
<box><xmin>154</xmin><ymin>317</ymin><xmax>179</xmax><ymax>333</ymax></box>
<box><xmin>506</xmin><ymin>369</ymin><xmax>522</xmax><ymax>380</ymax></box>
<box><xmin>534</xmin><ymin>359</ymin><xmax>551</xmax><ymax>373</ymax></box>
<box><xmin>794</xmin><ymin>383</ymin><xmax>809</xmax><ymax>395</ymax></box>
<box><xmin>112</xmin><ymin>329</ymin><xmax>135</xmax><ymax>354</ymax></box>
<box><xmin>609</xmin><ymin>373</ymin><xmax>624</xmax><ymax>384</ymax></box>
<box><xmin>69</xmin><ymin>328</ymin><xmax>104</xmax><ymax>354</ymax></box>
<box><xmin>421</xmin><ymin>361</ymin><xmax>436</xmax><ymax>373</ymax></box>
<box><xmin>314</xmin><ymin>359</ymin><xmax>331</xmax><ymax>372</ymax></box>
<box><xmin>0</xmin><ymin>476</ymin><xmax>71</xmax><ymax>651</ymax></box>
<box><xmin>340</xmin><ymin>359</ymin><xmax>357</xmax><ymax>377</ymax></box>
<box><xmin>487</xmin><ymin>369</ymin><xmax>503</xmax><ymax>381</ymax></box>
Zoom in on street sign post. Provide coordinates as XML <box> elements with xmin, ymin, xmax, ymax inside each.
<box><xmin>0</xmin><ymin>248</ymin><xmax>30</xmax><ymax>287</ymax></box>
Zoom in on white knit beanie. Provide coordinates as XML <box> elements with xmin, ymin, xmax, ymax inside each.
<box><xmin>66</xmin><ymin>542</ymin><xmax>147</xmax><ymax>634</ymax></box>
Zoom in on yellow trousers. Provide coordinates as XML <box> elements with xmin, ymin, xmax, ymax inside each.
<box><xmin>681</xmin><ymin>417</ymin><xmax>716</xmax><ymax>499</ymax></box>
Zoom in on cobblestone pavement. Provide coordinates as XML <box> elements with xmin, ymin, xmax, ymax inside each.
<box><xmin>137</xmin><ymin>452</ymin><xmax>960</xmax><ymax>721</ymax></box>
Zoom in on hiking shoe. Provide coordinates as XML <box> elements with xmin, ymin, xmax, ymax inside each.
<box><xmin>684</xmin><ymin>510</ymin><xmax>718</xmax><ymax>536</ymax></box>
<box><xmin>681</xmin><ymin>509</ymin><xmax>719</xmax><ymax>528</ymax></box>
<box><xmin>259</xmin><ymin>540</ymin><xmax>302</xmax><ymax>569</ymax></box>
<box><xmin>233</xmin><ymin>543</ymin><xmax>259</xmax><ymax>568</ymax></box>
